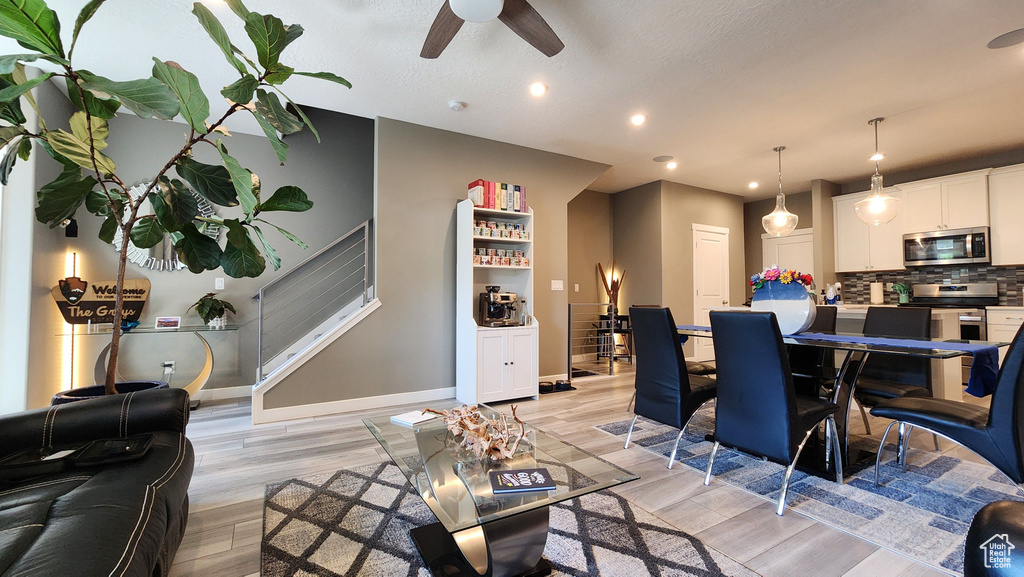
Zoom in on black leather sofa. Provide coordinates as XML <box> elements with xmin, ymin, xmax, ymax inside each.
<box><xmin>966</xmin><ymin>500</ymin><xmax>1024</xmax><ymax>577</ymax></box>
<box><xmin>0</xmin><ymin>388</ymin><xmax>194</xmax><ymax>577</ymax></box>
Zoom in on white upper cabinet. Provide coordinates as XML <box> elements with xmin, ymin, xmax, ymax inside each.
<box><xmin>833</xmin><ymin>189</ymin><xmax>905</xmax><ymax>272</ymax></box>
<box><xmin>989</xmin><ymin>164</ymin><xmax>1024</xmax><ymax>266</ymax></box>
<box><xmin>903</xmin><ymin>171</ymin><xmax>990</xmax><ymax>233</ymax></box>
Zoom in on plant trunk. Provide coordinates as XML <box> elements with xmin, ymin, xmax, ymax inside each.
<box><xmin>104</xmin><ymin>226</ymin><xmax>132</xmax><ymax>395</ymax></box>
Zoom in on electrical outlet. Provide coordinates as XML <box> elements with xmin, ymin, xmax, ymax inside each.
<box><xmin>161</xmin><ymin>361</ymin><xmax>175</xmax><ymax>372</ymax></box>
<box><xmin>215</xmin><ymin>277</ymin><xmax>225</xmax><ymax>290</ymax></box>
<box><xmin>886</xmin><ymin>282</ymin><xmax>893</xmax><ymax>290</ymax></box>
<box><xmin>551</xmin><ymin>280</ymin><xmax>564</xmax><ymax>291</ymax></box>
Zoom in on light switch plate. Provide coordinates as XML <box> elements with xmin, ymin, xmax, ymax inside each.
<box><xmin>215</xmin><ymin>277</ymin><xmax>225</xmax><ymax>290</ymax></box>
<box><xmin>574</xmin><ymin>283</ymin><xmax>579</xmax><ymax>292</ymax></box>
<box><xmin>551</xmin><ymin>280</ymin><xmax>564</xmax><ymax>291</ymax></box>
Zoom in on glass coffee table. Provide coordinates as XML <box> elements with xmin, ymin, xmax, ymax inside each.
<box><xmin>364</xmin><ymin>404</ymin><xmax>638</xmax><ymax>577</ymax></box>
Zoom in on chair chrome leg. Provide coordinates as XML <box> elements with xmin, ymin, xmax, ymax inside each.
<box><xmin>667</xmin><ymin>429</ymin><xmax>685</xmax><ymax>469</ymax></box>
<box><xmin>896</xmin><ymin>422</ymin><xmax>907</xmax><ymax>466</ymax></box>
<box><xmin>932</xmin><ymin>433</ymin><xmax>941</xmax><ymax>451</ymax></box>
<box><xmin>828</xmin><ymin>415</ymin><xmax>843</xmax><ymax>484</ymax></box>
<box><xmin>623</xmin><ymin>415</ymin><xmax>639</xmax><ymax>449</ymax></box>
<box><xmin>626</xmin><ymin>391</ymin><xmax>636</xmax><ymax>413</ymax></box>
<box><xmin>825</xmin><ymin>419</ymin><xmax>832</xmax><ymax>469</ymax></box>
<box><xmin>777</xmin><ymin>428</ymin><xmax>816</xmax><ymax>516</ymax></box>
<box><xmin>901</xmin><ymin>425</ymin><xmax>914</xmax><ymax>472</ymax></box>
<box><xmin>858</xmin><ymin>402</ymin><xmax>872</xmax><ymax>435</ymax></box>
<box><xmin>703</xmin><ymin>441</ymin><xmax>720</xmax><ymax>486</ymax></box>
<box><xmin>875</xmin><ymin>421</ymin><xmax>898</xmax><ymax>486</ymax></box>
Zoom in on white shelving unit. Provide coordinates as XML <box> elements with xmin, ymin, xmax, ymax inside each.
<box><xmin>456</xmin><ymin>199</ymin><xmax>539</xmax><ymax>404</ymax></box>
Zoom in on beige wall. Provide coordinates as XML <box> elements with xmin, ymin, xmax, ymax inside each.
<box><xmin>265</xmin><ymin>118</ymin><xmax>608</xmax><ymax>409</ymax></box>
<box><xmin>567</xmin><ymin>190</ymin><xmax>613</xmax><ymax>305</ymax></box>
<box><xmin>742</xmin><ymin>190</ymin><xmax>813</xmax><ymax>300</ymax></box>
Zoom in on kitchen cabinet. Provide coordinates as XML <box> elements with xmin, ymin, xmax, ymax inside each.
<box><xmin>762</xmin><ymin>228</ymin><xmax>813</xmax><ymax>272</ymax></box>
<box><xmin>988</xmin><ymin>307</ymin><xmax>1024</xmax><ymax>366</ymax></box>
<box><xmin>833</xmin><ymin>189</ymin><xmax>906</xmax><ymax>272</ymax></box>
<box><xmin>903</xmin><ymin>171</ymin><xmax>990</xmax><ymax>233</ymax></box>
<box><xmin>476</xmin><ymin>327</ymin><xmax>538</xmax><ymax>403</ymax></box>
<box><xmin>989</xmin><ymin>164</ymin><xmax>1024</xmax><ymax>266</ymax></box>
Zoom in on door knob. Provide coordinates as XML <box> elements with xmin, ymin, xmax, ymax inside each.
<box><xmin>722</xmin><ymin>300</ymin><xmax>728</xmax><ymax>305</ymax></box>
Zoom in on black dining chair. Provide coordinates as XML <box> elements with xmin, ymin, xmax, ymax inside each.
<box><xmin>789</xmin><ymin>305</ymin><xmax>838</xmax><ymax>397</ymax></box>
<box><xmin>624</xmin><ymin>307</ymin><xmax>717</xmax><ymax>469</ymax></box>
<box><xmin>704</xmin><ymin>311</ymin><xmax>843</xmax><ymax>516</ymax></box>
<box><xmin>871</xmin><ymin>322</ymin><xmax>1024</xmax><ymax>492</ymax></box>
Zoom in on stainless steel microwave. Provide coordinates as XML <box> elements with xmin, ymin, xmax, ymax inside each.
<box><xmin>902</xmin><ymin>226</ymin><xmax>989</xmax><ymax>267</ymax></box>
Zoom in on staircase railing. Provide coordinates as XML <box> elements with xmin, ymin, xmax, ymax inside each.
<box><xmin>567</xmin><ymin>302</ymin><xmax>629</xmax><ymax>384</ymax></box>
<box><xmin>255</xmin><ymin>220</ymin><xmax>373</xmax><ymax>382</ymax></box>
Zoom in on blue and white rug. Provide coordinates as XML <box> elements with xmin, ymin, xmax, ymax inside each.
<box><xmin>597</xmin><ymin>407</ymin><xmax>1024</xmax><ymax>575</ymax></box>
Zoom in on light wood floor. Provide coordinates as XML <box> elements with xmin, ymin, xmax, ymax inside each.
<box><xmin>170</xmin><ymin>370</ymin><xmax>982</xmax><ymax>577</ymax></box>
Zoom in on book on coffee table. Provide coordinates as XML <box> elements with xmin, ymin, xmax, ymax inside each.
<box><xmin>488</xmin><ymin>468</ymin><xmax>556</xmax><ymax>494</ymax></box>
<box><xmin>390</xmin><ymin>410</ymin><xmax>436</xmax><ymax>427</ymax></box>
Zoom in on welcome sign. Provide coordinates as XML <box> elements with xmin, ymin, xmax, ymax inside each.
<box><xmin>51</xmin><ymin>278</ymin><xmax>151</xmax><ymax>324</ymax></box>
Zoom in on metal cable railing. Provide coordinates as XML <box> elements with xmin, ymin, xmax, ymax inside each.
<box><xmin>567</xmin><ymin>303</ymin><xmax>631</xmax><ymax>384</ymax></box>
<box><xmin>255</xmin><ymin>220</ymin><xmax>372</xmax><ymax>381</ymax></box>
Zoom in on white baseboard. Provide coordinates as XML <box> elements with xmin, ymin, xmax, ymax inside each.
<box><xmin>540</xmin><ymin>373</ymin><xmax>568</xmax><ymax>382</ymax></box>
<box><xmin>253</xmin><ymin>386</ymin><xmax>456</xmax><ymax>424</ymax></box>
<box><xmin>194</xmin><ymin>385</ymin><xmax>251</xmax><ymax>402</ymax></box>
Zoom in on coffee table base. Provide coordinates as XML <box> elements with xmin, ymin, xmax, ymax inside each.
<box><xmin>411</xmin><ymin>506</ymin><xmax>551</xmax><ymax>577</ymax></box>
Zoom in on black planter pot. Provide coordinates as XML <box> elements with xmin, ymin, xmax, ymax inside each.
<box><xmin>50</xmin><ymin>381</ymin><xmax>169</xmax><ymax>405</ymax></box>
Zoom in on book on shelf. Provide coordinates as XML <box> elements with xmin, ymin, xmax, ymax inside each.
<box><xmin>466</xmin><ymin>180</ymin><xmax>529</xmax><ymax>213</ymax></box>
<box><xmin>468</xmin><ymin>179</ymin><xmax>485</xmax><ymax>207</ymax></box>
<box><xmin>390</xmin><ymin>410</ymin><xmax>436</xmax><ymax>427</ymax></box>
<box><xmin>513</xmin><ymin>185</ymin><xmax>521</xmax><ymax>212</ymax></box>
<box><xmin>488</xmin><ymin>468</ymin><xmax>556</xmax><ymax>494</ymax></box>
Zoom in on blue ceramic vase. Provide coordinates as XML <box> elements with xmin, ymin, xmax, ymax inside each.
<box><xmin>751</xmin><ymin>280</ymin><xmax>816</xmax><ymax>335</ymax></box>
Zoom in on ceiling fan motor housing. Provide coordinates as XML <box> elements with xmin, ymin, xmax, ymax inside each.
<box><xmin>450</xmin><ymin>0</ymin><xmax>504</xmax><ymax>22</ymax></box>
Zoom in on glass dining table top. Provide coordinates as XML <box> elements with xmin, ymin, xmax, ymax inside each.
<box><xmin>363</xmin><ymin>404</ymin><xmax>638</xmax><ymax>533</ymax></box>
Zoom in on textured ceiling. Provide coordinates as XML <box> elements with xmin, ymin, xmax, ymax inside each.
<box><xmin>5</xmin><ymin>0</ymin><xmax>1024</xmax><ymax>198</ymax></box>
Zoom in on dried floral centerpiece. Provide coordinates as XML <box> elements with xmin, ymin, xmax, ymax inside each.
<box><xmin>749</xmin><ymin>265</ymin><xmax>817</xmax><ymax>334</ymax></box>
<box><xmin>423</xmin><ymin>405</ymin><xmax>530</xmax><ymax>461</ymax></box>
<box><xmin>749</xmin><ymin>265</ymin><xmax>813</xmax><ymax>292</ymax></box>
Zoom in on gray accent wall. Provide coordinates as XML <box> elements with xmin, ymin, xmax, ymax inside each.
<box><xmin>567</xmin><ymin>190</ymin><xmax>613</xmax><ymax>305</ymax></box>
<box><xmin>611</xmin><ymin>182</ymin><xmax>663</xmax><ymax>310</ymax></box>
<box><xmin>264</xmin><ymin>118</ymin><xmax>609</xmax><ymax>409</ymax></box>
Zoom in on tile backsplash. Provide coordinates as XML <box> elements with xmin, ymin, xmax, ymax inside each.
<box><xmin>838</xmin><ymin>265</ymin><xmax>1024</xmax><ymax>306</ymax></box>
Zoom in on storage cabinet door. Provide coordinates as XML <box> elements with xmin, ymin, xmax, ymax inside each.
<box><xmin>942</xmin><ymin>175</ymin><xmax>988</xmax><ymax>230</ymax></box>
<box><xmin>990</xmin><ymin>325</ymin><xmax>1021</xmax><ymax>366</ymax></box>
<box><xmin>477</xmin><ymin>332</ymin><xmax>507</xmax><ymax>402</ymax></box>
<box><xmin>903</xmin><ymin>183</ymin><xmax>942</xmax><ymax>233</ymax></box>
<box><xmin>507</xmin><ymin>329</ymin><xmax>537</xmax><ymax>398</ymax></box>
<box><xmin>989</xmin><ymin>168</ymin><xmax>1024</xmax><ymax>265</ymax></box>
<box><xmin>834</xmin><ymin>194</ymin><xmax>870</xmax><ymax>272</ymax></box>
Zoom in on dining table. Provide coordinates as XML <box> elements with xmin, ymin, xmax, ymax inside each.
<box><xmin>677</xmin><ymin>323</ymin><xmax>1009</xmax><ymax>478</ymax></box>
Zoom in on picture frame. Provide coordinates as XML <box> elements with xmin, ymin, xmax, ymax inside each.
<box><xmin>155</xmin><ymin>316</ymin><xmax>180</xmax><ymax>329</ymax></box>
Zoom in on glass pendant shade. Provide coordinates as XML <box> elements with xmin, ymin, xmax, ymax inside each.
<box><xmin>761</xmin><ymin>146</ymin><xmax>798</xmax><ymax>237</ymax></box>
<box><xmin>855</xmin><ymin>173</ymin><xmax>900</xmax><ymax>226</ymax></box>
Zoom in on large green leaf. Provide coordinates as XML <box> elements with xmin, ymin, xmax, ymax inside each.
<box><xmin>244</xmin><ymin>12</ymin><xmax>286</xmax><ymax>69</ymax></box>
<box><xmin>152</xmin><ymin>176</ymin><xmax>198</xmax><ymax>231</ymax></box>
<box><xmin>35</xmin><ymin>174</ymin><xmax>97</xmax><ymax>227</ymax></box>
<box><xmin>273</xmin><ymin>87</ymin><xmax>320</xmax><ymax>143</ymax></box>
<box><xmin>251</xmin><ymin>110</ymin><xmax>288</xmax><ymax>163</ymax></box>
<box><xmin>251</xmin><ymin>224</ymin><xmax>281</xmax><ymax>270</ymax></box>
<box><xmin>84</xmin><ymin>187</ymin><xmax>125</xmax><ymax>216</ymax></box>
<box><xmin>175</xmin><ymin>156</ymin><xmax>238</xmax><ymax>206</ymax></box>
<box><xmin>46</xmin><ymin>128</ymin><xmax>116</xmax><ymax>175</ymax></box>
<box><xmin>192</xmin><ymin>2</ymin><xmax>248</xmax><ymax>76</ymax></box>
<box><xmin>259</xmin><ymin>186</ymin><xmax>312</xmax><ymax>212</ymax></box>
<box><xmin>10</xmin><ymin>62</ymin><xmax>41</xmax><ymax>128</ymax></box>
<box><xmin>151</xmin><ymin>58</ymin><xmax>209</xmax><ymax>133</ymax></box>
<box><xmin>220</xmin><ymin>219</ymin><xmax>265</xmax><ymax>278</ymax></box>
<box><xmin>215</xmin><ymin>141</ymin><xmax>257</xmax><ymax>214</ymax></box>
<box><xmin>0</xmin><ymin>77</ymin><xmax>26</xmax><ymax>124</ymax></box>
<box><xmin>255</xmin><ymin>217</ymin><xmax>307</xmax><ymax>249</ymax></box>
<box><xmin>224</xmin><ymin>0</ymin><xmax>249</xmax><ymax>20</ymax></box>
<box><xmin>70</xmin><ymin>0</ymin><xmax>106</xmax><ymax>57</ymax></box>
<box><xmin>97</xmin><ymin>214</ymin><xmax>117</xmax><ymax>243</ymax></box>
<box><xmin>220</xmin><ymin>74</ymin><xmax>258</xmax><ymax>105</ymax></box>
<box><xmin>254</xmin><ymin>89</ymin><xmax>302</xmax><ymax>134</ymax></box>
<box><xmin>77</xmin><ymin>71</ymin><xmax>179</xmax><ymax>120</ymax></box>
<box><xmin>0</xmin><ymin>52</ymin><xmax>66</xmax><ymax>74</ymax></box>
<box><xmin>175</xmin><ymin>223</ymin><xmax>223</xmax><ymax>273</ymax></box>
<box><xmin>293</xmin><ymin>71</ymin><xmax>352</xmax><ymax>89</ymax></box>
<box><xmin>282</xmin><ymin>23</ymin><xmax>303</xmax><ymax>49</ymax></box>
<box><xmin>0</xmin><ymin>137</ymin><xmax>20</xmax><ymax>185</ymax></box>
<box><xmin>0</xmin><ymin>0</ymin><xmax>64</xmax><ymax>56</ymax></box>
<box><xmin>0</xmin><ymin>71</ymin><xmax>50</xmax><ymax>105</ymax></box>
<box><xmin>0</xmin><ymin>125</ymin><xmax>24</xmax><ymax>148</ymax></box>
<box><xmin>68</xmin><ymin>110</ymin><xmax>108</xmax><ymax>150</ymax></box>
<box><xmin>263</xmin><ymin>62</ymin><xmax>292</xmax><ymax>85</ymax></box>
<box><xmin>16</xmin><ymin>133</ymin><xmax>30</xmax><ymax>159</ymax></box>
<box><xmin>66</xmin><ymin>77</ymin><xmax>119</xmax><ymax>119</ymax></box>
<box><xmin>129</xmin><ymin>216</ymin><xmax>165</xmax><ymax>248</ymax></box>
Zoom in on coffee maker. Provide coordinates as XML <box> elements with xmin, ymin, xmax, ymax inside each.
<box><xmin>479</xmin><ymin>285</ymin><xmax>519</xmax><ymax>327</ymax></box>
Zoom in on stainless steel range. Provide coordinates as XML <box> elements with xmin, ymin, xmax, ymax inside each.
<box><xmin>902</xmin><ymin>283</ymin><xmax>999</xmax><ymax>383</ymax></box>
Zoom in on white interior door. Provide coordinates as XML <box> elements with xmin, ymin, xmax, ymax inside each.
<box><xmin>693</xmin><ymin>224</ymin><xmax>730</xmax><ymax>362</ymax></box>
<box><xmin>762</xmin><ymin>228</ymin><xmax>814</xmax><ymax>273</ymax></box>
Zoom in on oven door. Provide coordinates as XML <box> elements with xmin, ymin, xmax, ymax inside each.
<box><xmin>903</xmin><ymin>227</ymin><xmax>989</xmax><ymax>267</ymax></box>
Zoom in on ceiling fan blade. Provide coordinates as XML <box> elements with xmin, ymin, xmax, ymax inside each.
<box><xmin>498</xmin><ymin>0</ymin><xmax>564</xmax><ymax>57</ymax></box>
<box><xmin>421</xmin><ymin>1</ymin><xmax>466</xmax><ymax>59</ymax></box>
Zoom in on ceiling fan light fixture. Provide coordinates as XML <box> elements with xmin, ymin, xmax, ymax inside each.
<box><xmin>855</xmin><ymin>118</ymin><xmax>900</xmax><ymax>226</ymax></box>
<box><xmin>449</xmin><ymin>0</ymin><xmax>504</xmax><ymax>23</ymax></box>
<box><xmin>762</xmin><ymin>146</ymin><xmax>799</xmax><ymax>237</ymax></box>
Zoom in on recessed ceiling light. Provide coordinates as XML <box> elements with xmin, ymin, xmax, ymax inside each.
<box><xmin>870</xmin><ymin>152</ymin><xmax>884</xmax><ymax>162</ymax></box>
<box><xmin>630</xmin><ymin>114</ymin><xmax>646</xmax><ymax>126</ymax></box>
<box><xmin>666</xmin><ymin>161</ymin><xmax>678</xmax><ymax>170</ymax></box>
<box><xmin>748</xmin><ymin>182</ymin><xmax>759</xmax><ymax>189</ymax></box>
<box><xmin>448</xmin><ymin>100</ymin><xmax>467</xmax><ymax>111</ymax></box>
<box><xmin>529</xmin><ymin>82</ymin><xmax>548</xmax><ymax>97</ymax></box>
<box><xmin>988</xmin><ymin>27</ymin><xmax>1024</xmax><ymax>49</ymax></box>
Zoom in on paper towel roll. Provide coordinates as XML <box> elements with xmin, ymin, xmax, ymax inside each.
<box><xmin>870</xmin><ymin>282</ymin><xmax>884</xmax><ymax>304</ymax></box>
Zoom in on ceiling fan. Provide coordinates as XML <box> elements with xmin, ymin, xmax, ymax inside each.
<box><xmin>421</xmin><ymin>0</ymin><xmax>564</xmax><ymax>59</ymax></box>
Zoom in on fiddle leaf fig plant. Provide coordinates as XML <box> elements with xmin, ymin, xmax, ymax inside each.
<box><xmin>0</xmin><ymin>0</ymin><xmax>351</xmax><ymax>395</ymax></box>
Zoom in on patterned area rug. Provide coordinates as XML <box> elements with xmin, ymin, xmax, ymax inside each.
<box><xmin>261</xmin><ymin>462</ymin><xmax>758</xmax><ymax>577</ymax></box>
<box><xmin>597</xmin><ymin>406</ymin><xmax>1024</xmax><ymax>575</ymax></box>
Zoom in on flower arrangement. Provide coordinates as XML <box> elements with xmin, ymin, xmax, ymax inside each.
<box><xmin>750</xmin><ymin>266</ymin><xmax>813</xmax><ymax>292</ymax></box>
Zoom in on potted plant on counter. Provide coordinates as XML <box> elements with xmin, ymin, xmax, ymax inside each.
<box><xmin>0</xmin><ymin>0</ymin><xmax>351</xmax><ymax>398</ymax></box>
<box><xmin>188</xmin><ymin>293</ymin><xmax>236</xmax><ymax>328</ymax></box>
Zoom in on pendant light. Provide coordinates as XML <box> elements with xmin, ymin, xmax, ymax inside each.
<box><xmin>855</xmin><ymin>118</ymin><xmax>900</xmax><ymax>226</ymax></box>
<box><xmin>762</xmin><ymin>146</ymin><xmax>798</xmax><ymax>237</ymax></box>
